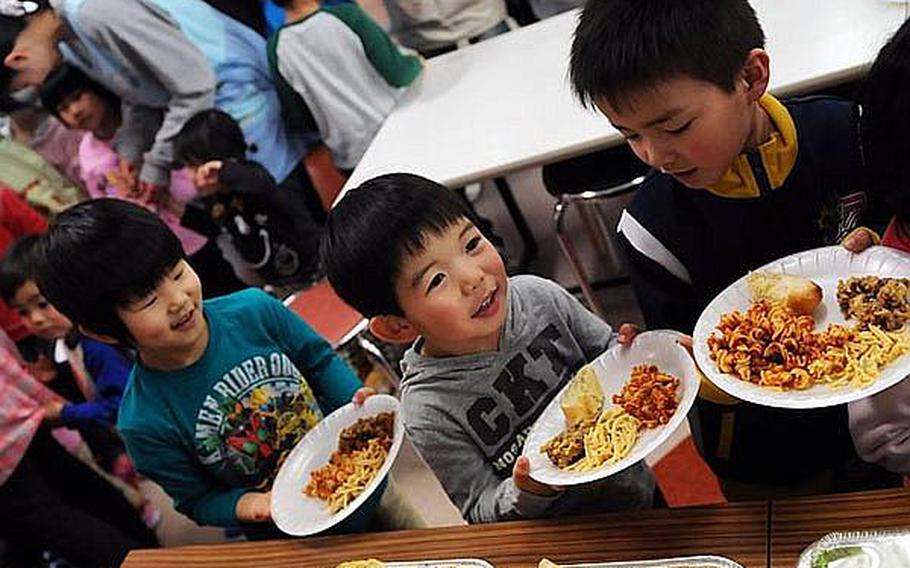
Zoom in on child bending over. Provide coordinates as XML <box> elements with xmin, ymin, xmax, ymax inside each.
<box><xmin>38</xmin><ymin>63</ymin><xmax>245</xmax><ymax>298</ymax></box>
<box><xmin>570</xmin><ymin>0</ymin><xmax>868</xmax><ymax>493</ymax></box>
<box><xmin>174</xmin><ymin>109</ymin><xmax>324</xmax><ymax>292</ymax></box>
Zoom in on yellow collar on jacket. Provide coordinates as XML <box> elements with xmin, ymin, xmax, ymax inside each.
<box><xmin>706</xmin><ymin>93</ymin><xmax>798</xmax><ymax>198</ymax></box>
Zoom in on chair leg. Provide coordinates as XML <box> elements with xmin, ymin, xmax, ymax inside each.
<box><xmin>554</xmin><ymin>200</ymin><xmax>607</xmax><ymax>319</ymax></box>
<box><xmin>357</xmin><ymin>335</ymin><xmax>401</xmax><ymax>392</ymax></box>
<box><xmin>577</xmin><ymin>204</ymin><xmax>613</xmax><ymax>261</ymax></box>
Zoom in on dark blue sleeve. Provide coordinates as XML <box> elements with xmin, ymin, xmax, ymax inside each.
<box><xmin>618</xmin><ymin>233</ymin><xmax>700</xmax><ymax>334</ymax></box>
<box><xmin>257</xmin><ymin>290</ymin><xmax>362</xmax><ymax>413</ymax></box>
<box><xmin>59</xmin><ymin>340</ymin><xmax>133</xmax><ymax>428</ymax></box>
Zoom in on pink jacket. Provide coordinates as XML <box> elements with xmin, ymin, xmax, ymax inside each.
<box><xmin>78</xmin><ymin>134</ymin><xmax>207</xmax><ymax>255</ymax></box>
<box><xmin>0</xmin><ymin>331</ymin><xmax>62</xmax><ymax>486</ymax></box>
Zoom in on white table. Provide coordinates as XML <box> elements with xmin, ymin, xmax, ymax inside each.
<box><xmin>344</xmin><ymin>0</ymin><xmax>908</xmax><ymax>193</ymax></box>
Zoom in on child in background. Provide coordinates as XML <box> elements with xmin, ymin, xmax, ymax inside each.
<box><xmin>0</xmin><ymin>185</ymin><xmax>45</xmax><ymax>343</ymax></box>
<box><xmin>267</xmin><ymin>0</ymin><xmax>422</xmax><ymax>171</ymax></box>
<box><xmin>0</xmin><ymin>0</ymin><xmax>310</xmax><ymax>213</ymax></box>
<box><xmin>323</xmin><ymin>174</ymin><xmax>654</xmax><ymax>524</ymax></box>
<box><xmin>569</xmin><ymin>0</ymin><xmax>868</xmax><ymax>495</ymax></box>
<box><xmin>380</xmin><ymin>0</ymin><xmax>508</xmax><ymax>58</ymax></box>
<box><xmin>38</xmin><ymin>64</ymin><xmax>246</xmax><ymax>298</ymax></box>
<box><xmin>0</xmin><ymin>233</ymin><xmax>162</xmax><ymax>528</ymax></box>
<box><xmin>839</xmin><ymin>18</ymin><xmax>910</xmax><ymax>474</ymax></box>
<box><xmin>174</xmin><ymin>109</ymin><xmax>324</xmax><ymax>292</ymax></box>
<box><xmin>0</xmin><ymin>329</ymin><xmax>158</xmax><ymax>568</ymax></box>
<box><xmin>36</xmin><ymin>199</ymin><xmax>374</xmax><ymax>535</ymax></box>
<box><xmin>0</xmin><ymin>235</ymin><xmax>132</xmax><ymax>473</ymax></box>
<box><xmin>2</xmin><ymin>102</ymin><xmax>87</xmax><ymax>214</ymax></box>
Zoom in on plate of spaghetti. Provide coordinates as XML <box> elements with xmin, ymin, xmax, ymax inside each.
<box><xmin>523</xmin><ymin>330</ymin><xmax>699</xmax><ymax>486</ymax></box>
<box><xmin>693</xmin><ymin>246</ymin><xmax>910</xmax><ymax>409</ymax></box>
<box><xmin>271</xmin><ymin>394</ymin><xmax>404</xmax><ymax>536</ymax></box>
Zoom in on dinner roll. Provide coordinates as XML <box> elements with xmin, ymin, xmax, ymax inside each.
<box><xmin>747</xmin><ymin>271</ymin><xmax>823</xmax><ymax>315</ymax></box>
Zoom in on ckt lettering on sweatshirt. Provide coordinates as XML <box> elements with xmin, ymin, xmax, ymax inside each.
<box><xmin>466</xmin><ymin>323</ymin><xmax>575</xmax><ymax>477</ymax></box>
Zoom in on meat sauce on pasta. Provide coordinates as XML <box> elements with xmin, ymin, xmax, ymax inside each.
<box><xmin>304</xmin><ymin>412</ymin><xmax>394</xmax><ymax>514</ymax></box>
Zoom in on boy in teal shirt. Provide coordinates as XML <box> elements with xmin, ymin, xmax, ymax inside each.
<box><xmin>36</xmin><ymin>199</ymin><xmax>371</xmax><ymax>532</ymax></box>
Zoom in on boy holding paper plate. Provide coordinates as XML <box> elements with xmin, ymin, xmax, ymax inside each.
<box><xmin>569</xmin><ymin>0</ymin><xmax>871</xmax><ymax>495</ymax></box>
<box><xmin>323</xmin><ymin>173</ymin><xmax>655</xmax><ymax>523</ymax></box>
<box><xmin>35</xmin><ymin>199</ymin><xmax>378</xmax><ymax>538</ymax></box>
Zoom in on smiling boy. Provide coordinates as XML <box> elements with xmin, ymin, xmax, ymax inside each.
<box><xmin>35</xmin><ymin>199</ymin><xmax>371</xmax><ymax>534</ymax></box>
<box><xmin>323</xmin><ymin>174</ymin><xmax>654</xmax><ymax>523</ymax></box>
<box><xmin>569</xmin><ymin>0</ymin><xmax>868</xmax><ymax>491</ymax></box>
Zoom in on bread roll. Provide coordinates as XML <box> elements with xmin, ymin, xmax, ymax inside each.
<box><xmin>560</xmin><ymin>365</ymin><xmax>604</xmax><ymax>426</ymax></box>
<box><xmin>747</xmin><ymin>271</ymin><xmax>823</xmax><ymax>315</ymax></box>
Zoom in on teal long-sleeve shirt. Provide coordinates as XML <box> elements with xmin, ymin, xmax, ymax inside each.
<box><xmin>117</xmin><ymin>288</ymin><xmax>361</xmax><ymax>527</ymax></box>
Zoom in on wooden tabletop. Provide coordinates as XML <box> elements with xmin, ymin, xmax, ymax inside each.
<box><xmin>769</xmin><ymin>487</ymin><xmax>910</xmax><ymax>568</ymax></box>
<box><xmin>124</xmin><ymin>487</ymin><xmax>910</xmax><ymax>567</ymax></box>
<box><xmin>123</xmin><ymin>500</ymin><xmax>768</xmax><ymax>568</ymax></box>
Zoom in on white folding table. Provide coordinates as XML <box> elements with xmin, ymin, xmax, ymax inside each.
<box><xmin>341</xmin><ymin>1</ymin><xmax>908</xmax><ymax>267</ymax></box>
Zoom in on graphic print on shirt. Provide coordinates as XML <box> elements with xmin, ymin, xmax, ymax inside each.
<box><xmin>193</xmin><ymin>352</ymin><xmax>323</xmax><ymax>489</ymax></box>
<box><xmin>462</xmin><ymin>323</ymin><xmax>581</xmax><ymax>478</ymax></box>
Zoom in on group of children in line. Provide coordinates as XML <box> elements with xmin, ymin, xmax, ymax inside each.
<box><xmin>4</xmin><ymin>0</ymin><xmax>910</xmax><ymax>566</ymax></box>
<box><xmin>0</xmin><ymin>0</ymin><xmax>425</xmax><ymax>295</ymax></box>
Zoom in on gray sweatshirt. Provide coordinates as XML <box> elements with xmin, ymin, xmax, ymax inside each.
<box><xmin>399</xmin><ymin>275</ymin><xmax>655</xmax><ymax>523</ymax></box>
<box><xmin>849</xmin><ymin>377</ymin><xmax>910</xmax><ymax>474</ymax></box>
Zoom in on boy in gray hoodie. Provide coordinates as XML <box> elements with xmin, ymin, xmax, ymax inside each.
<box><xmin>323</xmin><ymin>173</ymin><xmax>655</xmax><ymax>523</ymax></box>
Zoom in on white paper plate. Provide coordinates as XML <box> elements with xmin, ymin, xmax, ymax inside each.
<box><xmin>271</xmin><ymin>394</ymin><xmax>404</xmax><ymax>536</ymax></box>
<box><xmin>693</xmin><ymin>245</ymin><xmax>910</xmax><ymax>409</ymax></box>
<box><xmin>523</xmin><ymin>330</ymin><xmax>699</xmax><ymax>486</ymax></box>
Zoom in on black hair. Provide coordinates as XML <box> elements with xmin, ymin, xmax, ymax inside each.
<box><xmin>38</xmin><ymin>63</ymin><xmax>119</xmax><ymax>121</ymax></box>
<box><xmin>0</xmin><ymin>1</ymin><xmax>53</xmax><ymax>93</ymax></box>
<box><xmin>173</xmin><ymin>108</ymin><xmax>251</xmax><ymax>166</ymax></box>
<box><xmin>570</xmin><ymin>0</ymin><xmax>765</xmax><ymax>111</ymax></box>
<box><xmin>36</xmin><ymin>199</ymin><xmax>185</xmax><ymax>344</ymax></box>
<box><xmin>0</xmin><ymin>233</ymin><xmax>43</xmax><ymax>304</ymax></box>
<box><xmin>322</xmin><ymin>173</ymin><xmax>476</xmax><ymax>317</ymax></box>
<box><xmin>860</xmin><ymin>18</ymin><xmax>910</xmax><ymax>232</ymax></box>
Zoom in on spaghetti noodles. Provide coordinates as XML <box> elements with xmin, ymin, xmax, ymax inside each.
<box><xmin>304</xmin><ymin>412</ymin><xmax>394</xmax><ymax>514</ymax></box>
<box><xmin>566</xmin><ymin>407</ymin><xmax>640</xmax><ymax>472</ymax></box>
<box><xmin>541</xmin><ymin>366</ymin><xmax>680</xmax><ymax>471</ymax></box>
<box><xmin>708</xmin><ymin>293</ymin><xmax>910</xmax><ymax>391</ymax></box>
<box><xmin>809</xmin><ymin>325</ymin><xmax>910</xmax><ymax>389</ymax></box>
